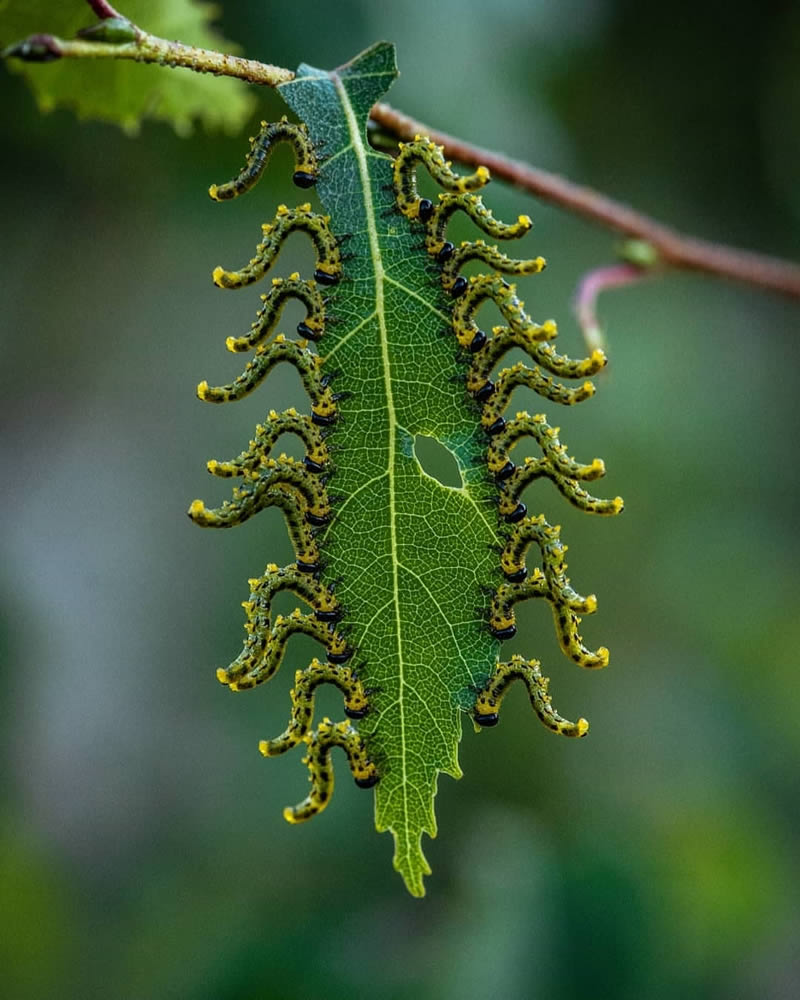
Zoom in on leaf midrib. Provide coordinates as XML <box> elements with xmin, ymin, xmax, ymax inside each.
<box><xmin>331</xmin><ymin>72</ymin><xmax>414</xmax><ymax>865</ymax></box>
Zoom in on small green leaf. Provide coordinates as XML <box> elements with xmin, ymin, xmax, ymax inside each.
<box><xmin>0</xmin><ymin>0</ymin><xmax>255</xmax><ymax>134</ymax></box>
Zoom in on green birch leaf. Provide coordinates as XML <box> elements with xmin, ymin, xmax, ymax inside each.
<box><xmin>0</xmin><ymin>0</ymin><xmax>254</xmax><ymax>134</ymax></box>
<box><xmin>191</xmin><ymin>42</ymin><xmax>620</xmax><ymax>895</ymax></box>
<box><xmin>278</xmin><ymin>44</ymin><xmax>499</xmax><ymax>898</ymax></box>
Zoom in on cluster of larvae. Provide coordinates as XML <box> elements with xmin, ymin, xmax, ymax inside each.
<box><xmin>392</xmin><ymin>138</ymin><xmax>621</xmax><ymax>732</ymax></box>
<box><xmin>190</xmin><ymin>118</ymin><xmax>622</xmax><ymax>820</ymax></box>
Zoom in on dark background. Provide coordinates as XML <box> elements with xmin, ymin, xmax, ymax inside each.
<box><xmin>1</xmin><ymin>1</ymin><xmax>799</xmax><ymax>997</ymax></box>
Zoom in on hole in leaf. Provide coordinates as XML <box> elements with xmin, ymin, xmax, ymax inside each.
<box><xmin>414</xmin><ymin>434</ymin><xmax>463</xmax><ymax>488</ymax></box>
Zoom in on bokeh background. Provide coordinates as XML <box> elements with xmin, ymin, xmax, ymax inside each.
<box><xmin>2</xmin><ymin>1</ymin><xmax>799</xmax><ymax>997</ymax></box>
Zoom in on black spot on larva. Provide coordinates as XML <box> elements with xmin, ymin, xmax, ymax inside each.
<box><xmin>469</xmin><ymin>330</ymin><xmax>487</xmax><ymax>353</ymax></box>
<box><xmin>495</xmin><ymin>460</ymin><xmax>516</xmax><ymax>482</ymax></box>
<box><xmin>311</xmin><ymin>411</ymin><xmax>337</xmax><ymax>427</ymax></box>
<box><xmin>303</xmin><ymin>456</ymin><xmax>325</xmax><ymax>475</ymax></box>
<box><xmin>475</xmin><ymin>380</ymin><xmax>495</xmax><ymax>403</ymax></box>
<box><xmin>327</xmin><ymin>649</ymin><xmax>353</xmax><ymax>665</ymax></box>
<box><xmin>297</xmin><ymin>322</ymin><xmax>321</xmax><ymax>341</ymax></box>
<box><xmin>437</xmin><ymin>241</ymin><xmax>454</xmax><ymax>263</ymax></box>
<box><xmin>504</xmin><ymin>502</ymin><xmax>527</xmax><ymax>524</ymax></box>
<box><xmin>344</xmin><ymin>705</ymin><xmax>368</xmax><ymax>720</ymax></box>
<box><xmin>417</xmin><ymin>198</ymin><xmax>434</xmax><ymax>222</ymax></box>
<box><xmin>490</xmin><ymin>623</ymin><xmax>517</xmax><ymax>641</ymax></box>
<box><xmin>474</xmin><ymin>711</ymin><xmax>499</xmax><ymax>727</ymax></box>
<box><xmin>296</xmin><ymin>559</ymin><xmax>320</xmax><ymax>574</ymax></box>
<box><xmin>292</xmin><ymin>170</ymin><xmax>317</xmax><ymax>188</ymax></box>
<box><xmin>504</xmin><ymin>567</ymin><xmax>527</xmax><ymax>583</ymax></box>
<box><xmin>314</xmin><ymin>268</ymin><xmax>340</xmax><ymax>287</ymax></box>
<box><xmin>355</xmin><ymin>773</ymin><xmax>379</xmax><ymax>789</ymax></box>
<box><xmin>314</xmin><ymin>608</ymin><xmax>342</xmax><ymax>623</ymax></box>
<box><xmin>306</xmin><ymin>511</ymin><xmax>330</xmax><ymax>527</ymax></box>
<box><xmin>451</xmin><ymin>276</ymin><xmax>468</xmax><ymax>297</ymax></box>
<box><xmin>486</xmin><ymin>416</ymin><xmax>506</xmax><ymax>436</ymax></box>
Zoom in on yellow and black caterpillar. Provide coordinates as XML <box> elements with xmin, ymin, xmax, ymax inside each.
<box><xmin>190</xmin><ymin>42</ymin><xmax>621</xmax><ymax>896</ymax></box>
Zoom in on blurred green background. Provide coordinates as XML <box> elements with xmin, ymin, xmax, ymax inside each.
<box><xmin>1</xmin><ymin>1</ymin><xmax>799</xmax><ymax>997</ymax></box>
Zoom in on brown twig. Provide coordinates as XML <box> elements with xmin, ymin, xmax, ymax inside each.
<box><xmin>4</xmin><ymin>7</ymin><xmax>798</xmax><ymax>302</ymax></box>
<box><xmin>371</xmin><ymin>103</ymin><xmax>800</xmax><ymax>302</ymax></box>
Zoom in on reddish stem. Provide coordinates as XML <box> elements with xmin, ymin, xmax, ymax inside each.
<box><xmin>574</xmin><ymin>263</ymin><xmax>651</xmax><ymax>352</ymax></box>
<box><xmin>85</xmin><ymin>0</ymin><xmax>124</xmax><ymax>19</ymax></box>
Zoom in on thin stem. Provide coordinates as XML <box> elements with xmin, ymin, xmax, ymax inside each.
<box><xmin>2</xmin><ymin>20</ymin><xmax>294</xmax><ymax>86</ymax></box>
<box><xmin>86</xmin><ymin>0</ymin><xmax>123</xmax><ymax>18</ymax></box>
<box><xmin>371</xmin><ymin>103</ymin><xmax>800</xmax><ymax>302</ymax></box>
<box><xmin>574</xmin><ymin>263</ymin><xmax>653</xmax><ymax>353</ymax></box>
